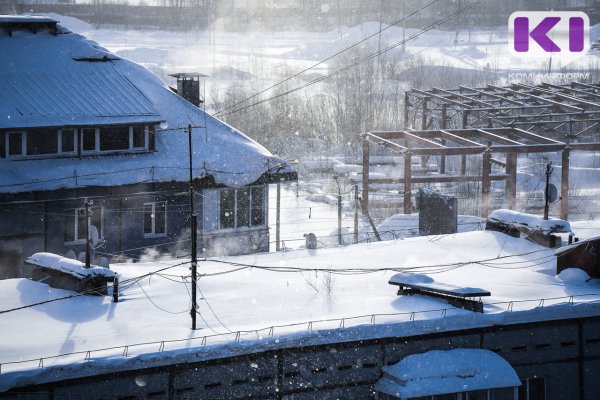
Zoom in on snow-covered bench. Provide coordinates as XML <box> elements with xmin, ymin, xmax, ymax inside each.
<box><xmin>389</xmin><ymin>273</ymin><xmax>490</xmax><ymax>313</ymax></box>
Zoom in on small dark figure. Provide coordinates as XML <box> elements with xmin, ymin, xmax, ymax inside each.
<box><xmin>304</xmin><ymin>233</ymin><xmax>317</xmax><ymax>249</ymax></box>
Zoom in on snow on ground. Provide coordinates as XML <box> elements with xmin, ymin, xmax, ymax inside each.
<box><xmin>39</xmin><ymin>14</ymin><xmax>600</xmax><ymax>112</ymax></box>
<box><xmin>2</xmin><ymin>228</ymin><xmax>600</xmax><ymax>390</ymax></box>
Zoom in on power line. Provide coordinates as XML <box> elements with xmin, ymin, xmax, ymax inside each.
<box><xmin>216</xmin><ymin>0</ymin><xmax>485</xmax><ymax>117</ymax></box>
<box><xmin>212</xmin><ymin>0</ymin><xmax>445</xmax><ymax>117</ymax></box>
<box><xmin>0</xmin><ymin>261</ymin><xmax>190</xmax><ymax>316</ymax></box>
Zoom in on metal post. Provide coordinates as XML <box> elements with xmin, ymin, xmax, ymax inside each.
<box><xmin>440</xmin><ymin>105</ymin><xmax>447</xmax><ymax>174</ymax></box>
<box><xmin>481</xmin><ymin>150</ymin><xmax>492</xmax><ymax>218</ymax></box>
<box><xmin>404</xmin><ymin>151</ymin><xmax>412</xmax><ymax>214</ymax></box>
<box><xmin>276</xmin><ymin>182</ymin><xmax>281</xmax><ymax>251</ymax></box>
<box><xmin>112</xmin><ymin>277</ymin><xmax>119</xmax><ymax>303</ymax></box>
<box><xmin>404</xmin><ymin>91</ymin><xmax>410</xmax><ymax>127</ymax></box>
<box><xmin>544</xmin><ymin>162</ymin><xmax>553</xmax><ymax>220</ymax></box>
<box><xmin>338</xmin><ymin>193</ymin><xmax>343</xmax><ymax>245</ymax></box>
<box><xmin>85</xmin><ymin>200</ymin><xmax>91</xmax><ymax>268</ymax></box>
<box><xmin>362</xmin><ymin>136</ymin><xmax>369</xmax><ymax>213</ymax></box>
<box><xmin>506</xmin><ymin>153</ymin><xmax>518</xmax><ymax>210</ymax></box>
<box><xmin>421</xmin><ymin>100</ymin><xmax>428</xmax><ymax>130</ymax></box>
<box><xmin>191</xmin><ymin>215</ymin><xmax>197</xmax><ymax>330</ymax></box>
<box><xmin>188</xmin><ymin>124</ymin><xmax>198</xmax><ymax>330</ymax></box>
<box><xmin>354</xmin><ymin>185</ymin><xmax>359</xmax><ymax>244</ymax></box>
<box><xmin>561</xmin><ymin>147</ymin><xmax>570</xmax><ymax>220</ymax></box>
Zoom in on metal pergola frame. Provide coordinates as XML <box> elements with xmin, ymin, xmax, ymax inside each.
<box><xmin>404</xmin><ymin>82</ymin><xmax>600</xmax><ymax>140</ymax></box>
<box><xmin>362</xmin><ymin>128</ymin><xmax>600</xmax><ymax>219</ymax></box>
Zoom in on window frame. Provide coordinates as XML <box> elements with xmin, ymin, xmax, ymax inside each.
<box><xmin>58</xmin><ymin>128</ymin><xmax>78</xmax><ymax>155</ymax></box>
<box><xmin>80</xmin><ymin>127</ymin><xmax>100</xmax><ymax>154</ymax></box>
<box><xmin>5</xmin><ymin>130</ymin><xmax>26</xmax><ymax>158</ymax></box>
<box><xmin>143</xmin><ymin>201</ymin><xmax>167</xmax><ymax>238</ymax></box>
<box><xmin>218</xmin><ymin>185</ymin><xmax>266</xmax><ymax>230</ymax></box>
<box><xmin>2</xmin><ymin>124</ymin><xmax>153</xmax><ymax>159</ymax></box>
<box><xmin>64</xmin><ymin>206</ymin><xmax>104</xmax><ymax>245</ymax></box>
<box><xmin>131</xmin><ymin>125</ymin><xmax>149</xmax><ymax>150</ymax></box>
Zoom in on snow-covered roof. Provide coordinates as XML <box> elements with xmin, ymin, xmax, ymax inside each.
<box><xmin>3</xmin><ymin>228</ymin><xmax>600</xmax><ymax>391</ymax></box>
<box><xmin>374</xmin><ymin>349</ymin><xmax>521</xmax><ymax>398</ymax></box>
<box><xmin>0</xmin><ymin>17</ymin><xmax>294</xmax><ymax>192</ymax></box>
<box><xmin>487</xmin><ymin>209</ymin><xmax>572</xmax><ymax>234</ymax></box>
<box><xmin>555</xmin><ymin>235</ymin><xmax>600</xmax><ymax>256</ymax></box>
<box><xmin>0</xmin><ymin>15</ymin><xmax>58</xmax><ymax>24</ymax></box>
<box><xmin>26</xmin><ymin>252</ymin><xmax>116</xmax><ymax>279</ymax></box>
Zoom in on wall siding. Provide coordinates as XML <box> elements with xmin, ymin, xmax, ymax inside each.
<box><xmin>4</xmin><ymin>316</ymin><xmax>600</xmax><ymax>400</ymax></box>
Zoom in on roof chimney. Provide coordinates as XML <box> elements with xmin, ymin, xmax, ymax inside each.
<box><xmin>169</xmin><ymin>72</ymin><xmax>207</xmax><ymax>107</ymax></box>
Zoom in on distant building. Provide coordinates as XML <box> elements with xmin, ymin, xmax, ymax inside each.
<box><xmin>0</xmin><ymin>15</ymin><xmax>295</xmax><ymax>278</ymax></box>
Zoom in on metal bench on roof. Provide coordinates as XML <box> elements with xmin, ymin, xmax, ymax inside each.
<box><xmin>389</xmin><ymin>273</ymin><xmax>491</xmax><ymax>313</ymax></box>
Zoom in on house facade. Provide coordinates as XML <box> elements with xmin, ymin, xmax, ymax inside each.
<box><xmin>0</xmin><ymin>15</ymin><xmax>295</xmax><ymax>278</ymax></box>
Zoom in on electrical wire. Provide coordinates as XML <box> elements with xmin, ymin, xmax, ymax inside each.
<box><xmin>216</xmin><ymin>0</ymin><xmax>486</xmax><ymax>117</ymax></box>
<box><xmin>212</xmin><ymin>0</ymin><xmax>446</xmax><ymax>117</ymax></box>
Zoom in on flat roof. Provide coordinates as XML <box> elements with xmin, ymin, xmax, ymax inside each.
<box><xmin>0</xmin><ymin>15</ymin><xmax>58</xmax><ymax>24</ymax></box>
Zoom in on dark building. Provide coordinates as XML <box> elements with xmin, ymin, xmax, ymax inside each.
<box><xmin>0</xmin><ymin>16</ymin><xmax>295</xmax><ymax>278</ymax></box>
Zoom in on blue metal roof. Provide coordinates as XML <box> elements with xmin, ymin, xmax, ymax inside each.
<box><xmin>0</xmin><ymin>31</ymin><xmax>161</xmax><ymax>129</ymax></box>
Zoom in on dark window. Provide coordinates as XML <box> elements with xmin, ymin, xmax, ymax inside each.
<box><xmin>237</xmin><ymin>188</ymin><xmax>250</xmax><ymax>227</ymax></box>
<box><xmin>64</xmin><ymin>212</ymin><xmax>75</xmax><ymax>242</ymax></box>
<box><xmin>519</xmin><ymin>378</ymin><xmax>545</xmax><ymax>400</ymax></box>
<box><xmin>251</xmin><ymin>186</ymin><xmax>265</xmax><ymax>226</ymax></box>
<box><xmin>220</xmin><ymin>189</ymin><xmax>235</xmax><ymax>229</ymax></box>
<box><xmin>220</xmin><ymin>186</ymin><xmax>265</xmax><ymax>230</ymax></box>
<box><xmin>81</xmin><ymin>128</ymin><xmax>97</xmax><ymax>152</ymax></box>
<box><xmin>491</xmin><ymin>387</ymin><xmax>515</xmax><ymax>400</ymax></box>
<box><xmin>76</xmin><ymin>208</ymin><xmax>87</xmax><ymax>242</ymax></box>
<box><xmin>155</xmin><ymin>202</ymin><xmax>166</xmax><ymax>234</ymax></box>
<box><xmin>64</xmin><ymin>207</ymin><xmax>102</xmax><ymax>243</ymax></box>
<box><xmin>60</xmin><ymin>129</ymin><xmax>76</xmax><ymax>153</ymax></box>
<box><xmin>27</xmin><ymin>129</ymin><xmax>57</xmax><ymax>155</ymax></box>
<box><xmin>0</xmin><ymin>132</ymin><xmax>5</xmax><ymax>158</ymax></box>
<box><xmin>132</xmin><ymin>126</ymin><xmax>146</xmax><ymax>148</ymax></box>
<box><xmin>144</xmin><ymin>202</ymin><xmax>167</xmax><ymax>237</ymax></box>
<box><xmin>7</xmin><ymin>131</ymin><xmax>23</xmax><ymax>156</ymax></box>
<box><xmin>528</xmin><ymin>378</ymin><xmax>545</xmax><ymax>400</ymax></box>
<box><xmin>466</xmin><ymin>390</ymin><xmax>487</xmax><ymax>400</ymax></box>
<box><xmin>100</xmin><ymin>126</ymin><xmax>129</xmax><ymax>151</ymax></box>
<box><xmin>433</xmin><ymin>394</ymin><xmax>457</xmax><ymax>400</ymax></box>
<box><xmin>143</xmin><ymin>204</ymin><xmax>153</xmax><ymax>235</ymax></box>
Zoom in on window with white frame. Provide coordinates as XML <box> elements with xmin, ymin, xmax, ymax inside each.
<box><xmin>26</xmin><ymin>129</ymin><xmax>57</xmax><ymax>155</ymax></box>
<box><xmin>2</xmin><ymin>125</ymin><xmax>152</xmax><ymax>158</ymax></box>
<box><xmin>132</xmin><ymin>125</ymin><xmax>149</xmax><ymax>149</ymax></box>
<box><xmin>219</xmin><ymin>186</ymin><xmax>265</xmax><ymax>230</ymax></box>
<box><xmin>6</xmin><ymin>131</ymin><xmax>25</xmax><ymax>157</ymax></box>
<box><xmin>59</xmin><ymin>128</ymin><xmax>77</xmax><ymax>154</ymax></box>
<box><xmin>144</xmin><ymin>202</ymin><xmax>167</xmax><ymax>237</ymax></box>
<box><xmin>64</xmin><ymin>206</ymin><xmax>103</xmax><ymax>243</ymax></box>
<box><xmin>80</xmin><ymin>127</ymin><xmax>99</xmax><ymax>153</ymax></box>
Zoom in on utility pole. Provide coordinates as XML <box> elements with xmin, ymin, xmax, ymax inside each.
<box><xmin>276</xmin><ymin>181</ymin><xmax>281</xmax><ymax>251</ymax></box>
<box><xmin>85</xmin><ymin>199</ymin><xmax>92</xmax><ymax>268</ymax></box>
<box><xmin>333</xmin><ymin>175</ymin><xmax>342</xmax><ymax>245</ymax></box>
<box><xmin>188</xmin><ymin>124</ymin><xmax>198</xmax><ymax>330</ymax></box>
<box><xmin>354</xmin><ymin>185</ymin><xmax>359</xmax><ymax>244</ymax></box>
<box><xmin>544</xmin><ymin>162</ymin><xmax>554</xmax><ymax>220</ymax></box>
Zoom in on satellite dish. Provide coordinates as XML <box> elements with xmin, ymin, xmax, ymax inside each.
<box><xmin>65</xmin><ymin>250</ymin><xmax>76</xmax><ymax>260</ymax></box>
<box><xmin>77</xmin><ymin>252</ymin><xmax>86</xmax><ymax>263</ymax></box>
<box><xmin>547</xmin><ymin>183</ymin><xmax>559</xmax><ymax>204</ymax></box>
<box><xmin>89</xmin><ymin>225</ymin><xmax>100</xmax><ymax>247</ymax></box>
<box><xmin>99</xmin><ymin>257</ymin><xmax>110</xmax><ymax>269</ymax></box>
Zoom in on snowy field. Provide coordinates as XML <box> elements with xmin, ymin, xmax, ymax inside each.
<box><xmin>45</xmin><ymin>13</ymin><xmax>600</xmax><ymax>114</ymax></box>
<box><xmin>2</xmin><ymin>220</ymin><xmax>600</xmax><ymax>389</ymax></box>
